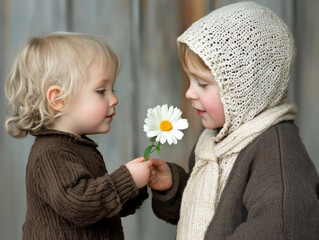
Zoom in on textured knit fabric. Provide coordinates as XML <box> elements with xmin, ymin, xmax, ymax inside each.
<box><xmin>152</xmin><ymin>121</ymin><xmax>319</xmax><ymax>240</ymax></box>
<box><xmin>23</xmin><ymin>129</ymin><xmax>148</xmax><ymax>240</ymax></box>
<box><xmin>177</xmin><ymin>104</ymin><xmax>296</xmax><ymax>240</ymax></box>
<box><xmin>175</xmin><ymin>2</ymin><xmax>298</xmax><ymax>239</ymax></box>
<box><xmin>177</xmin><ymin>1</ymin><xmax>296</xmax><ymax>142</ymax></box>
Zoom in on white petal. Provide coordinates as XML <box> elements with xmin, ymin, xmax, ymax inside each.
<box><xmin>145</xmin><ymin>118</ymin><xmax>154</xmax><ymax>126</ymax></box>
<box><xmin>147</xmin><ymin>130</ymin><xmax>161</xmax><ymax>138</ymax></box>
<box><xmin>170</xmin><ymin>133</ymin><xmax>178</xmax><ymax>144</ymax></box>
<box><xmin>156</xmin><ymin>133</ymin><xmax>161</xmax><ymax>143</ymax></box>
<box><xmin>156</xmin><ymin>131</ymin><xmax>167</xmax><ymax>143</ymax></box>
<box><xmin>144</xmin><ymin>119</ymin><xmax>160</xmax><ymax>131</ymax></box>
<box><xmin>166</xmin><ymin>132</ymin><xmax>173</xmax><ymax>145</ymax></box>
<box><xmin>154</xmin><ymin>105</ymin><xmax>162</xmax><ymax>117</ymax></box>
<box><xmin>170</xmin><ymin>108</ymin><xmax>182</xmax><ymax>122</ymax></box>
<box><xmin>167</xmin><ymin>106</ymin><xmax>174</xmax><ymax>119</ymax></box>
<box><xmin>151</xmin><ymin>123</ymin><xmax>161</xmax><ymax>131</ymax></box>
<box><xmin>161</xmin><ymin>104</ymin><xmax>169</xmax><ymax>119</ymax></box>
<box><xmin>149</xmin><ymin>110</ymin><xmax>159</xmax><ymax>123</ymax></box>
<box><xmin>147</xmin><ymin>108</ymin><xmax>153</xmax><ymax>115</ymax></box>
<box><xmin>144</xmin><ymin>111</ymin><xmax>160</xmax><ymax>125</ymax></box>
<box><xmin>143</xmin><ymin>125</ymin><xmax>150</xmax><ymax>132</ymax></box>
<box><xmin>171</xmin><ymin>129</ymin><xmax>184</xmax><ymax>140</ymax></box>
<box><xmin>160</xmin><ymin>133</ymin><xmax>167</xmax><ymax>144</ymax></box>
<box><xmin>173</xmin><ymin>119</ymin><xmax>189</xmax><ymax>130</ymax></box>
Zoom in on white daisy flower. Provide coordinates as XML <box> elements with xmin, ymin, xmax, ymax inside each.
<box><xmin>143</xmin><ymin>104</ymin><xmax>189</xmax><ymax>145</ymax></box>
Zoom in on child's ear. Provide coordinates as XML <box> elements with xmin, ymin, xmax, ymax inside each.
<box><xmin>46</xmin><ymin>86</ymin><xmax>66</xmax><ymax>112</ymax></box>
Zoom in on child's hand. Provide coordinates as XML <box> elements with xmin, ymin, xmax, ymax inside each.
<box><xmin>148</xmin><ymin>158</ymin><xmax>173</xmax><ymax>191</ymax></box>
<box><xmin>125</xmin><ymin>157</ymin><xmax>153</xmax><ymax>188</ymax></box>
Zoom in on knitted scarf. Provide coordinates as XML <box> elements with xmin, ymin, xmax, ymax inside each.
<box><xmin>176</xmin><ymin>104</ymin><xmax>297</xmax><ymax>240</ymax></box>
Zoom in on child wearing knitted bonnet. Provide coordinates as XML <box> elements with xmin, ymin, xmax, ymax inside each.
<box><xmin>147</xmin><ymin>2</ymin><xmax>319</xmax><ymax>239</ymax></box>
<box><xmin>5</xmin><ymin>32</ymin><xmax>153</xmax><ymax>239</ymax></box>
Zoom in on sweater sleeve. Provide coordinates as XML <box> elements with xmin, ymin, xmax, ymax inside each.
<box><xmin>32</xmin><ymin>148</ymin><xmax>139</xmax><ymax>227</ymax></box>
<box><xmin>151</xmin><ymin>145</ymin><xmax>196</xmax><ymax>224</ymax></box>
<box><xmin>119</xmin><ymin>186</ymin><xmax>149</xmax><ymax>217</ymax></box>
<box><xmin>151</xmin><ymin>162</ymin><xmax>189</xmax><ymax>224</ymax></box>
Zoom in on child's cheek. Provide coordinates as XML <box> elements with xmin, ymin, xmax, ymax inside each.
<box><xmin>78</xmin><ymin>102</ymin><xmax>107</xmax><ymax>122</ymax></box>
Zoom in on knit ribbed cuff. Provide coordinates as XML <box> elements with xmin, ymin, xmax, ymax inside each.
<box><xmin>152</xmin><ymin>162</ymin><xmax>184</xmax><ymax>202</ymax></box>
<box><xmin>111</xmin><ymin>165</ymin><xmax>139</xmax><ymax>204</ymax></box>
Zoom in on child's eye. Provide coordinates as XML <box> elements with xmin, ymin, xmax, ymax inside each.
<box><xmin>198</xmin><ymin>82</ymin><xmax>208</xmax><ymax>88</ymax></box>
<box><xmin>96</xmin><ymin>89</ymin><xmax>106</xmax><ymax>95</ymax></box>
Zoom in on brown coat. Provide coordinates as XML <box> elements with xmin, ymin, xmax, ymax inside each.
<box><xmin>23</xmin><ymin>129</ymin><xmax>147</xmax><ymax>240</ymax></box>
<box><xmin>152</xmin><ymin>121</ymin><xmax>319</xmax><ymax>239</ymax></box>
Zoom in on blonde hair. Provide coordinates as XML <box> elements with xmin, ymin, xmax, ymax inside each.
<box><xmin>177</xmin><ymin>42</ymin><xmax>209</xmax><ymax>71</ymax></box>
<box><xmin>5</xmin><ymin>32</ymin><xmax>121</xmax><ymax>138</ymax></box>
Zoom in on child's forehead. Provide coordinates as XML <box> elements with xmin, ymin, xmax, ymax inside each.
<box><xmin>85</xmin><ymin>60</ymin><xmax>117</xmax><ymax>82</ymax></box>
<box><xmin>185</xmin><ymin>58</ymin><xmax>207</xmax><ymax>73</ymax></box>
<box><xmin>184</xmin><ymin>53</ymin><xmax>210</xmax><ymax>74</ymax></box>
<box><xmin>88</xmin><ymin>58</ymin><xmax>116</xmax><ymax>73</ymax></box>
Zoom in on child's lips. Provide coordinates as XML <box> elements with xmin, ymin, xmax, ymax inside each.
<box><xmin>197</xmin><ymin>109</ymin><xmax>206</xmax><ymax>115</ymax></box>
<box><xmin>193</xmin><ymin>107</ymin><xmax>206</xmax><ymax>115</ymax></box>
<box><xmin>106</xmin><ymin>113</ymin><xmax>115</xmax><ymax>119</ymax></box>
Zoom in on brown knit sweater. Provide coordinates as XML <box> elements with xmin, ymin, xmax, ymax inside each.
<box><xmin>152</xmin><ymin>121</ymin><xmax>319</xmax><ymax>239</ymax></box>
<box><xmin>23</xmin><ymin>129</ymin><xmax>148</xmax><ymax>240</ymax></box>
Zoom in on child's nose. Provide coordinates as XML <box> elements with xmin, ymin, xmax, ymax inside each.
<box><xmin>185</xmin><ymin>86</ymin><xmax>196</xmax><ymax>100</ymax></box>
<box><xmin>110</xmin><ymin>94</ymin><xmax>119</xmax><ymax>106</ymax></box>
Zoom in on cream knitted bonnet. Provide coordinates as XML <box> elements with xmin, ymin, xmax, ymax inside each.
<box><xmin>177</xmin><ymin>1</ymin><xmax>296</xmax><ymax>142</ymax></box>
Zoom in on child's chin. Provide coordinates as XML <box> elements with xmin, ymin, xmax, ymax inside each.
<box><xmin>201</xmin><ymin>120</ymin><xmax>211</xmax><ymax>129</ymax></box>
<box><xmin>97</xmin><ymin>123</ymin><xmax>111</xmax><ymax>134</ymax></box>
<box><xmin>202</xmin><ymin>122</ymin><xmax>217</xmax><ymax>130</ymax></box>
<box><xmin>103</xmin><ymin>126</ymin><xmax>111</xmax><ymax>133</ymax></box>
<box><xmin>99</xmin><ymin>128</ymin><xmax>110</xmax><ymax>134</ymax></box>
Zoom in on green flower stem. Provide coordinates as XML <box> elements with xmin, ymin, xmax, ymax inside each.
<box><xmin>143</xmin><ymin>138</ymin><xmax>162</xmax><ymax>161</ymax></box>
<box><xmin>145</xmin><ymin>147</ymin><xmax>157</xmax><ymax>158</ymax></box>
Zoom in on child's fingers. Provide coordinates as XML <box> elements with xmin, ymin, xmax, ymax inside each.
<box><xmin>149</xmin><ymin>158</ymin><xmax>165</xmax><ymax>168</ymax></box>
<box><xmin>129</xmin><ymin>156</ymin><xmax>145</xmax><ymax>163</ymax></box>
<box><xmin>136</xmin><ymin>156</ymin><xmax>145</xmax><ymax>161</ymax></box>
<box><xmin>143</xmin><ymin>159</ymin><xmax>153</xmax><ymax>168</ymax></box>
<box><xmin>148</xmin><ymin>177</ymin><xmax>157</xmax><ymax>188</ymax></box>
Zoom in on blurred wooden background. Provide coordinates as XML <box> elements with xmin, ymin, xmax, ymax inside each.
<box><xmin>1</xmin><ymin>0</ymin><xmax>318</xmax><ymax>239</ymax></box>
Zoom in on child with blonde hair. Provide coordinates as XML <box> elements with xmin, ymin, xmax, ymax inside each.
<box><xmin>5</xmin><ymin>32</ymin><xmax>152</xmax><ymax>239</ymax></box>
<box><xmin>148</xmin><ymin>2</ymin><xmax>319</xmax><ymax>239</ymax></box>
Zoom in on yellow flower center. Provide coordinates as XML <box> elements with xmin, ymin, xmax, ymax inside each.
<box><xmin>160</xmin><ymin>120</ymin><xmax>173</xmax><ymax>131</ymax></box>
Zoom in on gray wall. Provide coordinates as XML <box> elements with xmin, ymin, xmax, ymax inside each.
<box><xmin>1</xmin><ymin>1</ymin><xmax>318</xmax><ymax>239</ymax></box>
